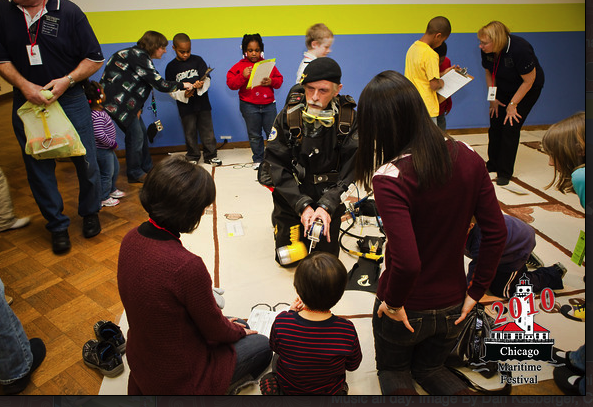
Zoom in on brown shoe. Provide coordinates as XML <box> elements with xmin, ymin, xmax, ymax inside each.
<box><xmin>5</xmin><ymin>295</ymin><xmax>13</xmax><ymax>306</ymax></box>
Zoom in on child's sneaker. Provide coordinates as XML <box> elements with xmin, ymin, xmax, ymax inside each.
<box><xmin>82</xmin><ymin>339</ymin><xmax>124</xmax><ymax>377</ymax></box>
<box><xmin>109</xmin><ymin>189</ymin><xmax>126</xmax><ymax>199</ymax></box>
<box><xmin>204</xmin><ymin>157</ymin><xmax>222</xmax><ymax>166</ymax></box>
<box><xmin>94</xmin><ymin>320</ymin><xmax>126</xmax><ymax>354</ymax></box>
<box><xmin>101</xmin><ymin>197</ymin><xmax>120</xmax><ymax>207</ymax></box>
<box><xmin>259</xmin><ymin>372</ymin><xmax>281</xmax><ymax>395</ymax></box>
<box><xmin>554</xmin><ymin>262</ymin><xmax>568</xmax><ymax>279</ymax></box>
<box><xmin>525</xmin><ymin>252</ymin><xmax>544</xmax><ymax>269</ymax></box>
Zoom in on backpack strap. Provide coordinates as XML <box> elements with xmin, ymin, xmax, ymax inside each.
<box><xmin>337</xmin><ymin>94</ymin><xmax>356</xmax><ymax>136</ymax></box>
<box><xmin>285</xmin><ymin>86</ymin><xmax>305</xmax><ymax>145</ymax></box>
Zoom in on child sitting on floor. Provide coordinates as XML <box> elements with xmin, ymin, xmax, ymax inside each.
<box><xmin>260</xmin><ymin>252</ymin><xmax>362</xmax><ymax>395</ymax></box>
<box><xmin>465</xmin><ymin>213</ymin><xmax>566</xmax><ymax>298</ymax></box>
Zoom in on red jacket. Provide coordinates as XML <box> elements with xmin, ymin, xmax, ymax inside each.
<box><xmin>226</xmin><ymin>56</ymin><xmax>283</xmax><ymax>105</ymax></box>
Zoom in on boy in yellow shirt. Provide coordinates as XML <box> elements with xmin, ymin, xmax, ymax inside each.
<box><xmin>405</xmin><ymin>16</ymin><xmax>452</xmax><ymax>123</ymax></box>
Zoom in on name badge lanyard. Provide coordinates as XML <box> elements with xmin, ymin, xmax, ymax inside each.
<box><xmin>23</xmin><ymin>0</ymin><xmax>46</xmax><ymax>56</ymax></box>
<box><xmin>149</xmin><ymin>92</ymin><xmax>158</xmax><ymax>118</ymax></box>
<box><xmin>491</xmin><ymin>53</ymin><xmax>502</xmax><ymax>88</ymax></box>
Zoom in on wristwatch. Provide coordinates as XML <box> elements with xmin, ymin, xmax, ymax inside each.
<box><xmin>384</xmin><ymin>302</ymin><xmax>402</xmax><ymax>314</ymax></box>
<box><xmin>67</xmin><ymin>75</ymin><xmax>76</xmax><ymax>88</ymax></box>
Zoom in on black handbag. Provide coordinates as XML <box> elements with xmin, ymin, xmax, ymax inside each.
<box><xmin>446</xmin><ymin>303</ymin><xmax>498</xmax><ymax>377</ymax></box>
<box><xmin>445</xmin><ymin>303</ymin><xmax>512</xmax><ymax>395</ymax></box>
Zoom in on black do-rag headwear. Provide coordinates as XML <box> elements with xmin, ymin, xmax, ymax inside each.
<box><xmin>301</xmin><ymin>57</ymin><xmax>341</xmax><ymax>85</ymax></box>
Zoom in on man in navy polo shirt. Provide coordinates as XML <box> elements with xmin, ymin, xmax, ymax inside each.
<box><xmin>0</xmin><ymin>0</ymin><xmax>104</xmax><ymax>254</ymax></box>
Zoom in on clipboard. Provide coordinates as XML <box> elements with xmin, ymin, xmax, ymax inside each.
<box><xmin>437</xmin><ymin>68</ymin><xmax>473</xmax><ymax>99</ymax></box>
<box><xmin>246</xmin><ymin>58</ymin><xmax>276</xmax><ymax>89</ymax></box>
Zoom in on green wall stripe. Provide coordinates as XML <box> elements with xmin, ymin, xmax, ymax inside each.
<box><xmin>87</xmin><ymin>3</ymin><xmax>584</xmax><ymax>45</ymax></box>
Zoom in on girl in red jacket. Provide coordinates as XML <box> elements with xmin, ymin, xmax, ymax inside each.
<box><xmin>226</xmin><ymin>33</ymin><xmax>283</xmax><ymax>168</ymax></box>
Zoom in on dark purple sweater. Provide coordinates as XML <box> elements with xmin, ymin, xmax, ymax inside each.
<box><xmin>373</xmin><ymin>141</ymin><xmax>507</xmax><ymax>310</ymax></box>
<box><xmin>118</xmin><ymin>222</ymin><xmax>246</xmax><ymax>394</ymax></box>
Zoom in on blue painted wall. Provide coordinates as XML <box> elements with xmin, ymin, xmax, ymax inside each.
<box><xmin>92</xmin><ymin>31</ymin><xmax>584</xmax><ymax>150</ymax></box>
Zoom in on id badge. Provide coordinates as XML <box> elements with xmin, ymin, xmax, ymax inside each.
<box><xmin>26</xmin><ymin>45</ymin><xmax>43</xmax><ymax>65</ymax></box>
<box><xmin>487</xmin><ymin>86</ymin><xmax>497</xmax><ymax>101</ymax></box>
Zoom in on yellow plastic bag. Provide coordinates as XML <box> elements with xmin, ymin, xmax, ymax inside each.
<box><xmin>17</xmin><ymin>90</ymin><xmax>86</xmax><ymax>160</ymax></box>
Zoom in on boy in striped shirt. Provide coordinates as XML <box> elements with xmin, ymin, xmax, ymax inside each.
<box><xmin>264</xmin><ymin>252</ymin><xmax>362</xmax><ymax>395</ymax></box>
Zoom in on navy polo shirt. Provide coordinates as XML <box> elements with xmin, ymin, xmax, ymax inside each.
<box><xmin>481</xmin><ymin>34</ymin><xmax>544</xmax><ymax>97</ymax></box>
<box><xmin>0</xmin><ymin>0</ymin><xmax>103</xmax><ymax>87</ymax></box>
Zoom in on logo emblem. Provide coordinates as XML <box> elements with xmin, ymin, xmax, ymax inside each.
<box><xmin>268</xmin><ymin>127</ymin><xmax>278</xmax><ymax>141</ymax></box>
<box><xmin>482</xmin><ymin>275</ymin><xmax>558</xmax><ymax>385</ymax></box>
<box><xmin>357</xmin><ymin>275</ymin><xmax>371</xmax><ymax>287</ymax></box>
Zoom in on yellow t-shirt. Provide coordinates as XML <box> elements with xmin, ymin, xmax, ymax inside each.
<box><xmin>404</xmin><ymin>40</ymin><xmax>440</xmax><ymax>117</ymax></box>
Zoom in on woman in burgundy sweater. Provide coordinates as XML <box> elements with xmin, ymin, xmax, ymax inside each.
<box><xmin>118</xmin><ymin>157</ymin><xmax>272</xmax><ymax>394</ymax></box>
<box><xmin>355</xmin><ymin>71</ymin><xmax>507</xmax><ymax>395</ymax></box>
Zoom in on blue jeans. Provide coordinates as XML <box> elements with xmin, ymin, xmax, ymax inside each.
<box><xmin>372</xmin><ymin>298</ymin><xmax>467</xmax><ymax>395</ymax></box>
<box><xmin>96</xmin><ymin>148</ymin><xmax>120</xmax><ymax>201</ymax></box>
<box><xmin>12</xmin><ymin>89</ymin><xmax>101</xmax><ymax>232</ymax></box>
<box><xmin>570</xmin><ymin>345</ymin><xmax>585</xmax><ymax>395</ymax></box>
<box><xmin>122</xmin><ymin>116</ymin><xmax>153</xmax><ymax>180</ymax></box>
<box><xmin>0</xmin><ymin>277</ymin><xmax>32</xmax><ymax>384</ymax></box>
<box><xmin>239</xmin><ymin>101</ymin><xmax>277</xmax><ymax>163</ymax></box>
<box><xmin>229</xmin><ymin>320</ymin><xmax>272</xmax><ymax>387</ymax></box>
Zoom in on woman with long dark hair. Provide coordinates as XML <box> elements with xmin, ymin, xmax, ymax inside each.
<box><xmin>355</xmin><ymin>70</ymin><xmax>507</xmax><ymax>395</ymax></box>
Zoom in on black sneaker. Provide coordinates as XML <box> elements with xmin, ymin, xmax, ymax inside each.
<box><xmin>204</xmin><ymin>157</ymin><xmax>222</xmax><ymax>166</ymax></box>
<box><xmin>554</xmin><ymin>262</ymin><xmax>568</xmax><ymax>279</ymax></box>
<box><xmin>51</xmin><ymin>229</ymin><xmax>71</xmax><ymax>254</ymax></box>
<box><xmin>82</xmin><ymin>214</ymin><xmax>101</xmax><ymax>238</ymax></box>
<box><xmin>259</xmin><ymin>372</ymin><xmax>281</xmax><ymax>395</ymax></box>
<box><xmin>94</xmin><ymin>320</ymin><xmax>126</xmax><ymax>354</ymax></box>
<box><xmin>2</xmin><ymin>338</ymin><xmax>46</xmax><ymax>395</ymax></box>
<box><xmin>496</xmin><ymin>177</ymin><xmax>510</xmax><ymax>186</ymax></box>
<box><xmin>82</xmin><ymin>339</ymin><xmax>124</xmax><ymax>377</ymax></box>
<box><xmin>553</xmin><ymin>365</ymin><xmax>583</xmax><ymax>395</ymax></box>
<box><xmin>526</xmin><ymin>252</ymin><xmax>544</xmax><ymax>269</ymax></box>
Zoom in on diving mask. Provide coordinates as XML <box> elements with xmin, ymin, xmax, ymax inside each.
<box><xmin>302</xmin><ymin>108</ymin><xmax>335</xmax><ymax>128</ymax></box>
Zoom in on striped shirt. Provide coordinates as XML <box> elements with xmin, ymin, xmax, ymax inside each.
<box><xmin>91</xmin><ymin>109</ymin><xmax>117</xmax><ymax>149</ymax></box>
<box><xmin>270</xmin><ymin>310</ymin><xmax>362</xmax><ymax>395</ymax></box>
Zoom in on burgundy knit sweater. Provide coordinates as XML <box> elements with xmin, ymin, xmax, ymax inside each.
<box><xmin>373</xmin><ymin>141</ymin><xmax>507</xmax><ymax>310</ymax></box>
<box><xmin>118</xmin><ymin>222</ymin><xmax>246</xmax><ymax>394</ymax></box>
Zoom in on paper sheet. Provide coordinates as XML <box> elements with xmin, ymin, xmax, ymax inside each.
<box><xmin>226</xmin><ymin>220</ymin><xmax>244</xmax><ymax>236</ymax></box>
<box><xmin>437</xmin><ymin>69</ymin><xmax>473</xmax><ymax>99</ymax></box>
<box><xmin>246</xmin><ymin>58</ymin><xmax>276</xmax><ymax>89</ymax></box>
<box><xmin>246</xmin><ymin>306</ymin><xmax>289</xmax><ymax>337</ymax></box>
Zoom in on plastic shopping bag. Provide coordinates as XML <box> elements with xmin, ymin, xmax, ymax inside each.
<box><xmin>17</xmin><ymin>90</ymin><xmax>86</xmax><ymax>160</ymax></box>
